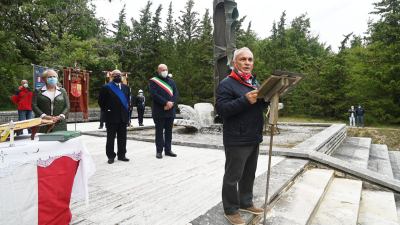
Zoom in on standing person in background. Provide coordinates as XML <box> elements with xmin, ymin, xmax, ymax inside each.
<box><xmin>32</xmin><ymin>70</ymin><xmax>70</xmax><ymax>132</ymax></box>
<box><xmin>11</xmin><ymin>80</ymin><xmax>33</xmax><ymax>135</ymax></box>
<box><xmin>149</xmin><ymin>64</ymin><xmax>179</xmax><ymax>159</ymax></box>
<box><xmin>356</xmin><ymin>104</ymin><xmax>365</xmax><ymax>127</ymax></box>
<box><xmin>128</xmin><ymin>92</ymin><xmax>133</xmax><ymax>128</ymax></box>
<box><xmin>348</xmin><ymin>105</ymin><xmax>356</xmax><ymax>127</ymax></box>
<box><xmin>98</xmin><ymin>69</ymin><xmax>130</xmax><ymax>164</ymax></box>
<box><xmin>136</xmin><ymin>89</ymin><xmax>145</xmax><ymax>126</ymax></box>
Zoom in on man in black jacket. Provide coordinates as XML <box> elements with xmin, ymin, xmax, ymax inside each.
<box><xmin>216</xmin><ymin>47</ymin><xmax>267</xmax><ymax>225</ymax></box>
<box><xmin>98</xmin><ymin>69</ymin><xmax>131</xmax><ymax>164</ymax></box>
<box><xmin>149</xmin><ymin>64</ymin><xmax>179</xmax><ymax>159</ymax></box>
<box><xmin>136</xmin><ymin>89</ymin><xmax>145</xmax><ymax>126</ymax></box>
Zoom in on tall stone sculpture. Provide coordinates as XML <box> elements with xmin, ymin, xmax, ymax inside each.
<box><xmin>213</xmin><ymin>0</ymin><xmax>239</xmax><ymax>102</ymax></box>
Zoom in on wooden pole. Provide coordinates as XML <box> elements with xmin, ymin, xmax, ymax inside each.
<box><xmin>263</xmin><ymin>93</ymin><xmax>279</xmax><ymax>225</ymax></box>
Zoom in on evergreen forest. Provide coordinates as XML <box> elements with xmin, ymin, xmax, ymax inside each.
<box><xmin>0</xmin><ymin>0</ymin><xmax>399</xmax><ymax>125</ymax></box>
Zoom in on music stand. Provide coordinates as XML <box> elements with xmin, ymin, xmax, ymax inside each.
<box><xmin>257</xmin><ymin>71</ymin><xmax>302</xmax><ymax>224</ymax></box>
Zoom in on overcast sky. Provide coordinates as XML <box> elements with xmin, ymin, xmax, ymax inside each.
<box><xmin>92</xmin><ymin>0</ymin><xmax>379</xmax><ymax>51</ymax></box>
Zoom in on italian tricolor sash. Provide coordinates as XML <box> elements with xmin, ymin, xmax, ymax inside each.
<box><xmin>150</xmin><ymin>77</ymin><xmax>174</xmax><ymax>96</ymax></box>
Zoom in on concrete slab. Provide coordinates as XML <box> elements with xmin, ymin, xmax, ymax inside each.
<box><xmin>389</xmin><ymin>151</ymin><xmax>400</xmax><ymax>180</ymax></box>
<box><xmin>309</xmin><ymin>178</ymin><xmax>362</xmax><ymax>225</ymax></box>
<box><xmin>332</xmin><ymin>137</ymin><xmax>371</xmax><ymax>169</ymax></box>
<box><xmin>368</xmin><ymin>144</ymin><xmax>394</xmax><ymax>179</ymax></box>
<box><xmin>309</xmin><ymin>151</ymin><xmax>400</xmax><ymax>193</ymax></box>
<box><xmin>358</xmin><ymin>190</ymin><xmax>399</xmax><ymax>225</ymax></box>
<box><xmin>70</xmin><ymin>135</ymin><xmax>284</xmax><ymax>225</ymax></box>
<box><xmin>264</xmin><ymin>169</ymin><xmax>334</xmax><ymax>225</ymax></box>
<box><xmin>294</xmin><ymin>124</ymin><xmax>346</xmax><ymax>155</ymax></box>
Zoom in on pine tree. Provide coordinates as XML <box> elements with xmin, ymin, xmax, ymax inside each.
<box><xmin>177</xmin><ymin>0</ymin><xmax>200</xmax><ymax>42</ymax></box>
<box><xmin>165</xmin><ymin>2</ymin><xmax>175</xmax><ymax>44</ymax></box>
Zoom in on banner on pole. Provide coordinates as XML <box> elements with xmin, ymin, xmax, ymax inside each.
<box><xmin>33</xmin><ymin>65</ymin><xmax>54</xmax><ymax>90</ymax></box>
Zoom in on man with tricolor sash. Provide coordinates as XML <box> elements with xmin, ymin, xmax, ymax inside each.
<box><xmin>98</xmin><ymin>69</ymin><xmax>131</xmax><ymax>164</ymax></box>
<box><xmin>149</xmin><ymin>64</ymin><xmax>179</xmax><ymax>159</ymax></box>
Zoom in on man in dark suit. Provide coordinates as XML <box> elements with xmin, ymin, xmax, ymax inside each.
<box><xmin>98</xmin><ymin>69</ymin><xmax>130</xmax><ymax>164</ymax></box>
<box><xmin>149</xmin><ymin>64</ymin><xmax>179</xmax><ymax>159</ymax></box>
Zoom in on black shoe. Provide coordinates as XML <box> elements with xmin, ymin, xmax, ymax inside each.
<box><xmin>108</xmin><ymin>158</ymin><xmax>114</xmax><ymax>164</ymax></box>
<box><xmin>139</xmin><ymin>124</ymin><xmax>144</xmax><ymax>126</ymax></box>
<box><xmin>156</xmin><ymin>152</ymin><xmax>163</xmax><ymax>159</ymax></box>
<box><xmin>165</xmin><ymin>151</ymin><xmax>177</xmax><ymax>157</ymax></box>
<box><xmin>118</xmin><ymin>157</ymin><xmax>130</xmax><ymax>162</ymax></box>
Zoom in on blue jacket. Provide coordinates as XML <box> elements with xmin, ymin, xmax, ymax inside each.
<box><xmin>149</xmin><ymin>75</ymin><xmax>179</xmax><ymax>118</ymax></box>
<box><xmin>216</xmin><ymin>76</ymin><xmax>268</xmax><ymax>146</ymax></box>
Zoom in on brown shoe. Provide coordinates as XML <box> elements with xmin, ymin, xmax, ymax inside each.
<box><xmin>239</xmin><ymin>206</ymin><xmax>264</xmax><ymax>215</ymax></box>
<box><xmin>224</xmin><ymin>213</ymin><xmax>245</xmax><ymax>225</ymax></box>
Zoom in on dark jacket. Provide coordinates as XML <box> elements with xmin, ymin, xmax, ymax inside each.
<box><xmin>32</xmin><ymin>86</ymin><xmax>70</xmax><ymax>132</ymax></box>
<box><xmin>98</xmin><ymin>82</ymin><xmax>131</xmax><ymax>124</ymax></box>
<box><xmin>216</xmin><ymin>76</ymin><xmax>268</xmax><ymax>146</ymax></box>
<box><xmin>11</xmin><ymin>86</ymin><xmax>33</xmax><ymax>110</ymax></box>
<box><xmin>355</xmin><ymin>107</ymin><xmax>365</xmax><ymax>116</ymax></box>
<box><xmin>149</xmin><ymin>75</ymin><xmax>179</xmax><ymax>118</ymax></box>
<box><xmin>136</xmin><ymin>95</ymin><xmax>146</xmax><ymax>110</ymax></box>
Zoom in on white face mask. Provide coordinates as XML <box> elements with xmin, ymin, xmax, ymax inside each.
<box><xmin>160</xmin><ymin>71</ymin><xmax>168</xmax><ymax>78</ymax></box>
<box><xmin>23</xmin><ymin>83</ymin><xmax>28</xmax><ymax>88</ymax></box>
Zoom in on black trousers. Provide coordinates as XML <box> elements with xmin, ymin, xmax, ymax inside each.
<box><xmin>153</xmin><ymin>117</ymin><xmax>174</xmax><ymax>153</ymax></box>
<box><xmin>105</xmin><ymin>122</ymin><xmax>127</xmax><ymax>159</ymax></box>
<box><xmin>222</xmin><ymin>144</ymin><xmax>259</xmax><ymax>215</ymax></box>
<box><xmin>137</xmin><ymin>108</ymin><xmax>144</xmax><ymax>125</ymax></box>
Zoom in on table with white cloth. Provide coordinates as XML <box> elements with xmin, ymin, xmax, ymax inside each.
<box><xmin>0</xmin><ymin>136</ymin><xmax>95</xmax><ymax>225</ymax></box>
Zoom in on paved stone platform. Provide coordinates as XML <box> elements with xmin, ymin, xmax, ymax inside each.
<box><xmin>70</xmin><ymin>135</ymin><xmax>284</xmax><ymax>225</ymax></box>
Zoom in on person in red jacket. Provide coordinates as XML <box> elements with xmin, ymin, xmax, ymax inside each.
<box><xmin>10</xmin><ymin>80</ymin><xmax>33</xmax><ymax>134</ymax></box>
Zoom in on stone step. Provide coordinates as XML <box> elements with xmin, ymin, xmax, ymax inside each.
<box><xmin>332</xmin><ymin>137</ymin><xmax>372</xmax><ymax>169</ymax></box>
<box><xmin>368</xmin><ymin>144</ymin><xmax>394</xmax><ymax>179</ymax></box>
<box><xmin>264</xmin><ymin>168</ymin><xmax>334</xmax><ymax>225</ymax></box>
<box><xmin>394</xmin><ymin>194</ymin><xmax>400</xmax><ymax>225</ymax></box>
<box><xmin>358</xmin><ymin>190</ymin><xmax>399</xmax><ymax>225</ymax></box>
<box><xmin>389</xmin><ymin>151</ymin><xmax>400</xmax><ymax>180</ymax></box>
<box><xmin>309</xmin><ymin>178</ymin><xmax>362</xmax><ymax>225</ymax></box>
<box><xmin>190</xmin><ymin>158</ymin><xmax>309</xmax><ymax>225</ymax></box>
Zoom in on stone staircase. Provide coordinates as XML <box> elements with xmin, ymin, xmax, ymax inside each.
<box><xmin>190</xmin><ymin>127</ymin><xmax>400</xmax><ymax>225</ymax></box>
<box><xmin>263</xmin><ymin>137</ymin><xmax>399</xmax><ymax>225</ymax></box>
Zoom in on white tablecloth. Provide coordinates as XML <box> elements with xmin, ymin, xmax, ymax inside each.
<box><xmin>0</xmin><ymin>136</ymin><xmax>95</xmax><ymax>225</ymax></box>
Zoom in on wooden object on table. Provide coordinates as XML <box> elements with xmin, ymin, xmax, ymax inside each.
<box><xmin>0</xmin><ymin>118</ymin><xmax>56</xmax><ymax>142</ymax></box>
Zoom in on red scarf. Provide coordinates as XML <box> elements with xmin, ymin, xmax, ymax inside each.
<box><xmin>228</xmin><ymin>70</ymin><xmax>257</xmax><ymax>89</ymax></box>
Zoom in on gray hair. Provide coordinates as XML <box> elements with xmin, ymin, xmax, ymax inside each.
<box><xmin>42</xmin><ymin>69</ymin><xmax>58</xmax><ymax>79</ymax></box>
<box><xmin>232</xmin><ymin>47</ymin><xmax>254</xmax><ymax>64</ymax></box>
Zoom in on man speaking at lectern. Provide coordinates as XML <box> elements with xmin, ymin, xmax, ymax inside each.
<box><xmin>216</xmin><ymin>47</ymin><xmax>267</xmax><ymax>225</ymax></box>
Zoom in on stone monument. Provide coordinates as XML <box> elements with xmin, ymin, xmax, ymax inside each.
<box><xmin>213</xmin><ymin>0</ymin><xmax>239</xmax><ymax>103</ymax></box>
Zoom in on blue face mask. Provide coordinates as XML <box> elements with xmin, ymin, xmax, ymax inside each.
<box><xmin>47</xmin><ymin>77</ymin><xmax>58</xmax><ymax>86</ymax></box>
